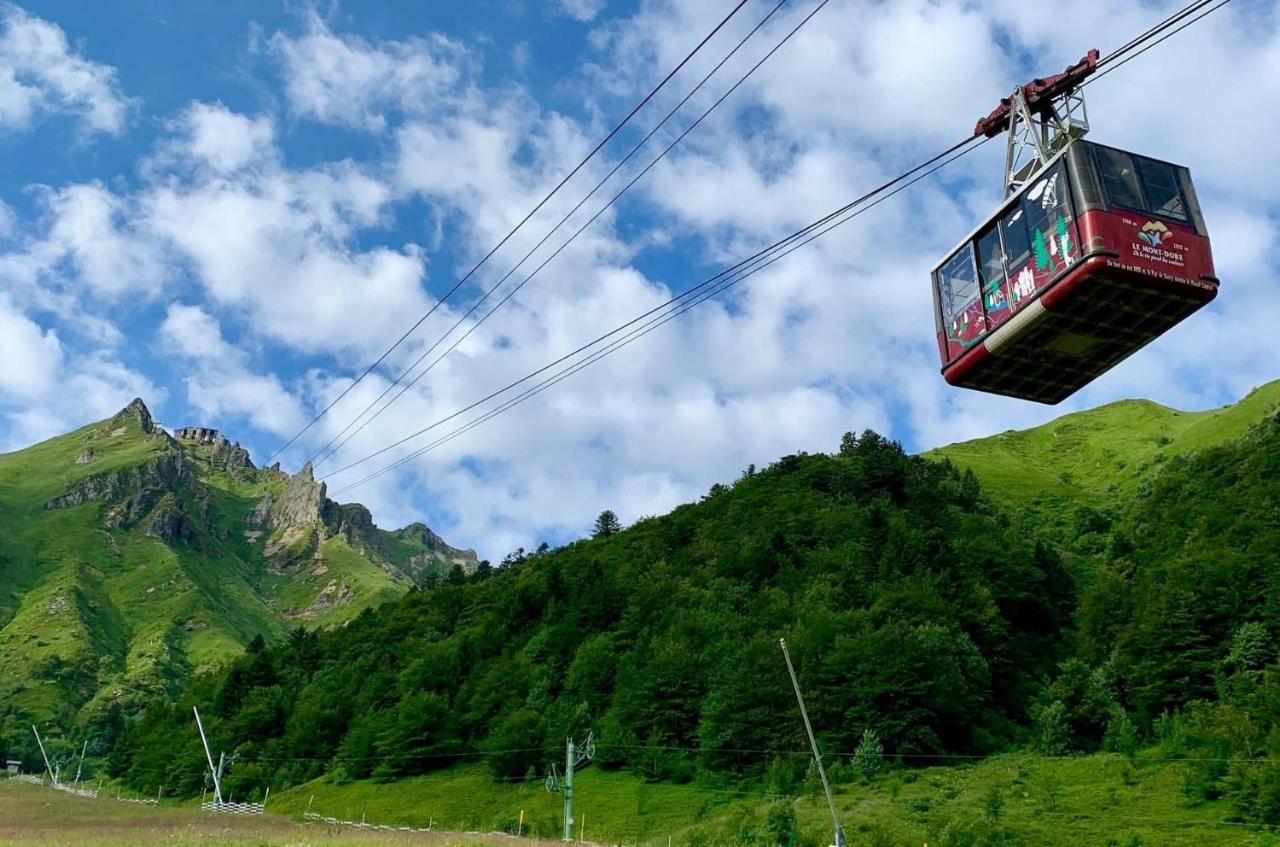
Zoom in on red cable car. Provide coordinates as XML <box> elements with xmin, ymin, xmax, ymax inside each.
<box><xmin>933</xmin><ymin>51</ymin><xmax>1219</xmax><ymax>404</ymax></box>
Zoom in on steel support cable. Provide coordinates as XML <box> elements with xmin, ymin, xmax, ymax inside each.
<box><xmin>319</xmin><ymin>0</ymin><xmax>1229</xmax><ymax>490</ymax></box>
<box><xmin>1097</xmin><ymin>0</ymin><xmax>1216</xmax><ymax>69</ymax></box>
<box><xmin>1087</xmin><ymin>0</ymin><xmax>1232</xmax><ymax>85</ymax></box>
<box><xmin>307</xmin><ymin>0</ymin><xmax>795</xmax><ymax>468</ymax></box>
<box><xmin>322</xmin><ymin>136</ymin><xmax>982</xmax><ymax>489</ymax></box>
<box><xmin>319</xmin><ymin>134</ymin><xmax>981</xmax><ymax>482</ymax></box>
<box><xmin>312</xmin><ymin>0</ymin><xmax>828</xmax><ymax>469</ymax></box>
<box><xmin>264</xmin><ymin>0</ymin><xmax>752</xmax><ymax>464</ymax></box>
<box><xmin>328</xmin><ymin>136</ymin><xmax>988</xmax><ymax>496</ymax></box>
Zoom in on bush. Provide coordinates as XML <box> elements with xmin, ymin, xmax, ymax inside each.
<box><xmin>933</xmin><ymin>813</ymin><xmax>1025</xmax><ymax>847</ymax></box>
<box><xmin>765</xmin><ymin>801</ymin><xmax>797</xmax><ymax>847</ymax></box>
<box><xmin>853</xmin><ymin>728</ymin><xmax>885</xmax><ymax>779</ymax></box>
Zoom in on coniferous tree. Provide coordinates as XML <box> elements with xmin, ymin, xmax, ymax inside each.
<box><xmin>592</xmin><ymin>509</ymin><xmax>621</xmax><ymax>537</ymax></box>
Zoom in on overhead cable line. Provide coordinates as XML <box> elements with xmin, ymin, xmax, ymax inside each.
<box><xmin>328</xmin><ymin>137</ymin><xmax>987</xmax><ymax>495</ymax></box>
<box><xmin>1087</xmin><ymin>0</ymin><xmax>1231</xmax><ymax>85</ymax></box>
<box><xmin>1097</xmin><ymin>0</ymin><xmax>1215</xmax><ymax>67</ymax></box>
<box><xmin>322</xmin><ymin>134</ymin><xmax>986</xmax><ymax>489</ymax></box>
<box><xmin>324</xmin><ymin>0</ymin><xmax>1229</xmax><ymax>492</ymax></box>
<box><xmin>264</xmin><ymin>0</ymin><xmax>753</xmax><ymax>464</ymax></box>
<box><xmin>314</xmin><ymin>0</ymin><xmax>824</xmax><ymax>468</ymax></box>
<box><xmin>307</xmin><ymin>0</ymin><xmax>799</xmax><ymax>468</ymax></box>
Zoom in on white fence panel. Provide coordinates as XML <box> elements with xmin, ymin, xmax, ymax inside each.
<box><xmin>202</xmin><ymin>800</ymin><xmax>265</xmax><ymax>815</ymax></box>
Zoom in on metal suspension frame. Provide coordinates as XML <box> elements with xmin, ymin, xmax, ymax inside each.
<box><xmin>973</xmin><ymin>49</ymin><xmax>1100</xmax><ymax>198</ymax></box>
<box><xmin>1001</xmin><ymin>84</ymin><xmax>1090</xmax><ymax>197</ymax></box>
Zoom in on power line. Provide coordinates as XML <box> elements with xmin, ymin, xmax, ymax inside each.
<box><xmin>264</xmin><ymin>0</ymin><xmax>753</xmax><ymax>464</ymax></box>
<box><xmin>307</xmin><ymin>0</ymin><xmax>799</xmax><ymax>468</ymax></box>
<box><xmin>309</xmin><ymin>0</ymin><xmax>829</xmax><ymax>470</ymax></box>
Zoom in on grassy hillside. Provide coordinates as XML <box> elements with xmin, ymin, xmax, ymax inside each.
<box><xmin>0</xmin><ymin>400</ymin><xmax>475</xmax><ymax>731</ymax></box>
<box><xmin>928</xmin><ymin>380</ymin><xmax>1280</xmax><ymax>510</ymax></box>
<box><xmin>268</xmin><ymin>754</ymin><xmax>1269</xmax><ymax>846</ymax></box>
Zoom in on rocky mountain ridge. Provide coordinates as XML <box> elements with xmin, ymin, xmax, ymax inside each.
<box><xmin>0</xmin><ymin>398</ymin><xmax>477</xmax><ymax>724</ymax></box>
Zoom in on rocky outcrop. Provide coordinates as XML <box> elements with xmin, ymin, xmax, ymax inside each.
<box><xmin>335</xmin><ymin>503</ymin><xmax>377</xmax><ymax>548</ymax></box>
<box><xmin>394</xmin><ymin>521</ymin><xmax>479</xmax><ymax>580</ymax></box>
<box><xmin>208</xmin><ymin>435</ymin><xmax>253</xmax><ymax>473</ymax></box>
<box><xmin>397</xmin><ymin>522</ymin><xmax>470</xmax><ymax>555</ymax></box>
<box><xmin>75</xmin><ymin>448</ymin><xmax>94</xmax><ymax>464</ymax></box>
<box><xmin>47</xmin><ymin>449</ymin><xmax>192</xmax><ymax>531</ymax></box>
<box><xmin>110</xmin><ymin>398</ymin><xmax>155</xmax><ymax>435</ymax></box>
<box><xmin>265</xmin><ymin>464</ymin><xmax>335</xmax><ymax>532</ymax></box>
<box><xmin>142</xmin><ymin>494</ymin><xmax>196</xmax><ymax>543</ymax></box>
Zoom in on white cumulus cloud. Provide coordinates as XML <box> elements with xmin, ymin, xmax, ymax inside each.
<box><xmin>160</xmin><ymin>303</ymin><xmax>308</xmax><ymax>437</ymax></box>
<box><xmin>269</xmin><ymin>10</ymin><xmax>467</xmax><ymax>132</ymax></box>
<box><xmin>0</xmin><ymin>3</ymin><xmax>132</xmax><ymax>135</ymax></box>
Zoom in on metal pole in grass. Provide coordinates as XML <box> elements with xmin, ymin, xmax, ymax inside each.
<box><xmin>31</xmin><ymin>725</ymin><xmax>55</xmax><ymax>785</ymax></box>
<box><xmin>73</xmin><ymin>740</ymin><xmax>87</xmax><ymax>787</ymax></box>
<box><xmin>193</xmin><ymin>707</ymin><xmax>223</xmax><ymax>804</ymax></box>
<box><xmin>780</xmin><ymin>638</ymin><xmax>846</xmax><ymax>847</ymax></box>
<box><xmin>263</xmin><ymin>787</ymin><xmax>270</xmax><ymax>811</ymax></box>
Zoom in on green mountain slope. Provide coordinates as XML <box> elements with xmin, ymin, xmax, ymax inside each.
<box><xmin>97</xmin><ymin>387</ymin><xmax>1280</xmax><ymax>841</ymax></box>
<box><xmin>104</xmin><ymin>433</ymin><xmax>1075</xmax><ymax>806</ymax></box>
<box><xmin>0</xmin><ymin>399</ymin><xmax>476</xmax><ymax>726</ymax></box>
<box><xmin>928</xmin><ymin>380</ymin><xmax>1280</xmax><ymax>521</ymax></box>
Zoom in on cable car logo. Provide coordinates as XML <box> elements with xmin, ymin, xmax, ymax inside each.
<box><xmin>1138</xmin><ymin>220</ymin><xmax>1170</xmax><ymax>247</ymax></box>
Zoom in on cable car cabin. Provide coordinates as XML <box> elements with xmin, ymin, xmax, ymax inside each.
<box><xmin>932</xmin><ymin>139</ymin><xmax>1218</xmax><ymax>404</ymax></box>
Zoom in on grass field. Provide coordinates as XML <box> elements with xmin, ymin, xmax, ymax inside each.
<box><xmin>0</xmin><ymin>779</ymin><xmax>549</xmax><ymax>846</ymax></box>
<box><xmin>8</xmin><ymin>750</ymin><xmax>1280</xmax><ymax>846</ymax></box>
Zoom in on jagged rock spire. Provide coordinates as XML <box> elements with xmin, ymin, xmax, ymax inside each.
<box><xmin>112</xmin><ymin>398</ymin><xmax>155</xmax><ymax>434</ymax></box>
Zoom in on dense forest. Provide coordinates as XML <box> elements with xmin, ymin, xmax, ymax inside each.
<box><xmin>100</xmin><ymin>432</ymin><xmax>1075</xmax><ymax>800</ymax></box>
<box><xmin>10</xmin><ymin>408</ymin><xmax>1280</xmax><ymax>829</ymax></box>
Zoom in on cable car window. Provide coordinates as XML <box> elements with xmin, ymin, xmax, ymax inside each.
<box><xmin>937</xmin><ymin>246</ymin><xmax>979</xmax><ymax>321</ymax></box>
<box><xmin>1095</xmin><ymin>147</ymin><xmax>1145</xmax><ymax>211</ymax></box>
<box><xmin>1136</xmin><ymin>157</ymin><xmax>1187</xmax><ymax>221</ymax></box>
<box><xmin>1022</xmin><ymin>164</ymin><xmax>1074</xmax><ymax>273</ymax></box>
<box><xmin>976</xmin><ymin>225</ymin><xmax>1004</xmax><ymax>287</ymax></box>
<box><xmin>1002</xmin><ymin>205</ymin><xmax>1031</xmax><ymax>275</ymax></box>
<box><xmin>1177</xmin><ymin>167</ymin><xmax>1207</xmax><ymax>233</ymax></box>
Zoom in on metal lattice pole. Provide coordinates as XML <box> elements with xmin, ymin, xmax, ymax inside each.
<box><xmin>564</xmin><ymin>738</ymin><xmax>575</xmax><ymax>842</ymax></box>
<box><xmin>546</xmin><ymin>733</ymin><xmax>594</xmax><ymax>843</ymax></box>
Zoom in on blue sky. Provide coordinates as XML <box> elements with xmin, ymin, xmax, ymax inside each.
<box><xmin>0</xmin><ymin>0</ymin><xmax>1277</xmax><ymax>559</ymax></box>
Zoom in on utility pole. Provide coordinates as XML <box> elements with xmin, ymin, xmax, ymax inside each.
<box><xmin>73</xmin><ymin>740</ymin><xmax>88</xmax><ymax>787</ymax></box>
<box><xmin>31</xmin><ymin>725</ymin><xmax>55</xmax><ymax>785</ymax></box>
<box><xmin>545</xmin><ymin>732</ymin><xmax>594</xmax><ymax>842</ymax></box>
<box><xmin>780</xmin><ymin>638</ymin><xmax>845</xmax><ymax>847</ymax></box>
<box><xmin>193</xmin><ymin>707</ymin><xmax>223</xmax><ymax>805</ymax></box>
